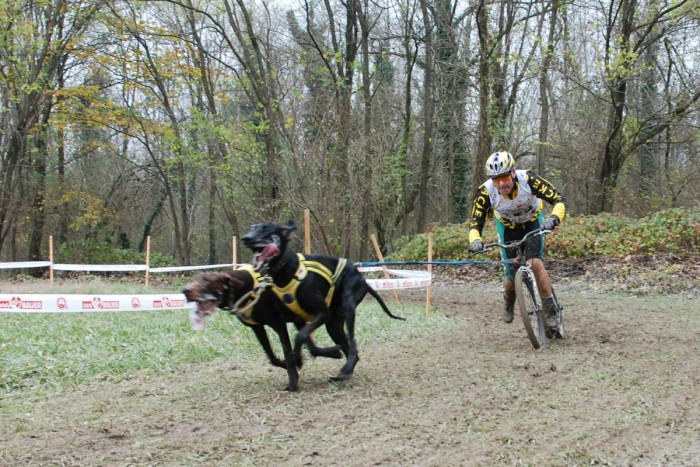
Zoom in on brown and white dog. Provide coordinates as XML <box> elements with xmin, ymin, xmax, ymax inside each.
<box><xmin>182</xmin><ymin>266</ymin><xmax>342</xmax><ymax>392</ymax></box>
<box><xmin>241</xmin><ymin>220</ymin><xmax>405</xmax><ymax>385</ymax></box>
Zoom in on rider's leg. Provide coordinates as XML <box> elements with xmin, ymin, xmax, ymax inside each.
<box><xmin>529</xmin><ymin>258</ymin><xmax>558</xmax><ymax>327</ymax></box>
<box><xmin>530</xmin><ymin>258</ymin><xmax>553</xmax><ymax>298</ymax></box>
<box><xmin>496</xmin><ymin>218</ymin><xmax>516</xmax><ymax>324</ymax></box>
<box><xmin>525</xmin><ymin>212</ymin><xmax>559</xmax><ymax>327</ymax></box>
<box><xmin>502</xmin><ymin>278</ymin><xmax>516</xmax><ymax>323</ymax></box>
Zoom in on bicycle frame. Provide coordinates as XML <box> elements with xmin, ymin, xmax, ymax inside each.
<box><xmin>479</xmin><ymin>228</ymin><xmax>564</xmax><ymax>349</ymax></box>
<box><xmin>482</xmin><ymin>228</ymin><xmax>550</xmax><ymax>272</ymax></box>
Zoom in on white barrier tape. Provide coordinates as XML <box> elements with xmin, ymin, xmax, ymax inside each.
<box><xmin>1</xmin><ymin>262</ymin><xmax>238</xmax><ymax>273</ymax></box>
<box><xmin>149</xmin><ymin>263</ymin><xmax>235</xmax><ymax>273</ymax></box>
<box><xmin>0</xmin><ymin>267</ymin><xmax>432</xmax><ymax>312</ymax></box>
<box><xmin>0</xmin><ymin>294</ymin><xmax>189</xmax><ymax>313</ymax></box>
<box><xmin>358</xmin><ymin>266</ymin><xmax>386</xmax><ymax>273</ymax></box>
<box><xmin>0</xmin><ymin>261</ymin><xmax>52</xmax><ymax>269</ymax></box>
<box><xmin>359</xmin><ymin>267</ymin><xmax>431</xmax><ymax>277</ymax></box>
<box><xmin>4</xmin><ymin>263</ymin><xmax>429</xmax><ymax>277</ymax></box>
<box><xmin>53</xmin><ymin>264</ymin><xmax>149</xmax><ymax>272</ymax></box>
<box><xmin>358</xmin><ymin>267</ymin><xmax>432</xmax><ymax>289</ymax></box>
<box><xmin>366</xmin><ymin>276</ymin><xmax>432</xmax><ymax>290</ymax></box>
<box><xmin>385</xmin><ymin>269</ymin><xmax>431</xmax><ymax>278</ymax></box>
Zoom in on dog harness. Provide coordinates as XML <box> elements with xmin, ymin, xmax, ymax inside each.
<box><xmin>271</xmin><ymin>253</ymin><xmax>347</xmax><ymax>322</ymax></box>
<box><xmin>231</xmin><ymin>264</ymin><xmax>267</xmax><ymax>325</ymax></box>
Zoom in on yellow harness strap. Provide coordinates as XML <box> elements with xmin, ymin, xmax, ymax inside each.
<box><xmin>272</xmin><ymin>254</ymin><xmax>346</xmax><ymax>322</ymax></box>
<box><xmin>235</xmin><ymin>264</ymin><xmax>266</xmax><ymax>325</ymax></box>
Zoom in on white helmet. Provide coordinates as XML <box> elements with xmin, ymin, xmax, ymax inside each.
<box><xmin>485</xmin><ymin>151</ymin><xmax>515</xmax><ymax>178</ymax></box>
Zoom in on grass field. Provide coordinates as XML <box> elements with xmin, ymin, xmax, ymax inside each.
<box><xmin>2</xmin><ymin>274</ymin><xmax>699</xmax><ymax>465</ymax></box>
<box><xmin>1</xmin><ymin>279</ymin><xmax>439</xmax><ymax>395</ymax></box>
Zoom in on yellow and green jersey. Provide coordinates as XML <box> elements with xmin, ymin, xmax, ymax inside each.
<box><xmin>468</xmin><ymin>170</ymin><xmax>566</xmax><ymax>242</ymax></box>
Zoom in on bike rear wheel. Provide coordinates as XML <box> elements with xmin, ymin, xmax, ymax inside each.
<box><xmin>515</xmin><ymin>268</ymin><xmax>548</xmax><ymax>349</ymax></box>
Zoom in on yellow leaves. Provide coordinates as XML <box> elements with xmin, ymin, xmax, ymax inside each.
<box><xmin>605</xmin><ymin>47</ymin><xmax>640</xmax><ymax>80</ymax></box>
<box><xmin>52</xmin><ymin>85</ymin><xmax>124</xmax><ymax>129</ymax></box>
<box><xmin>58</xmin><ymin>191</ymin><xmax>113</xmax><ymax>231</ymax></box>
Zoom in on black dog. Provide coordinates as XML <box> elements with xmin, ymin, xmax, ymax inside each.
<box><xmin>182</xmin><ymin>266</ymin><xmax>342</xmax><ymax>392</ymax></box>
<box><xmin>241</xmin><ymin>220</ymin><xmax>405</xmax><ymax>385</ymax></box>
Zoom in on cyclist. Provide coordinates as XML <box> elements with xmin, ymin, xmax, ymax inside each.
<box><xmin>467</xmin><ymin>151</ymin><xmax>566</xmax><ymax>327</ymax></box>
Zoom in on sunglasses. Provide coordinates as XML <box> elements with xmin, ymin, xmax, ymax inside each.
<box><xmin>491</xmin><ymin>173</ymin><xmax>512</xmax><ymax>182</ymax></box>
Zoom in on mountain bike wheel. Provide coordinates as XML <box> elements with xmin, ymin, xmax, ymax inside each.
<box><xmin>515</xmin><ymin>268</ymin><xmax>548</xmax><ymax>349</ymax></box>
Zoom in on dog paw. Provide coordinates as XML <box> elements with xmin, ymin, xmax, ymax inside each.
<box><xmin>329</xmin><ymin>373</ymin><xmax>352</xmax><ymax>382</ymax></box>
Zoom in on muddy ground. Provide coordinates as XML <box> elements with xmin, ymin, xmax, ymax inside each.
<box><xmin>1</xmin><ymin>257</ymin><xmax>699</xmax><ymax>466</ymax></box>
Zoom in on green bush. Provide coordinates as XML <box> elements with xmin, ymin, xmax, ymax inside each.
<box><xmin>56</xmin><ymin>239</ymin><xmax>178</xmax><ymax>268</ymax></box>
<box><xmin>390</xmin><ymin>207</ymin><xmax>700</xmax><ymax>261</ymax></box>
<box><xmin>548</xmin><ymin>207</ymin><xmax>700</xmax><ymax>258</ymax></box>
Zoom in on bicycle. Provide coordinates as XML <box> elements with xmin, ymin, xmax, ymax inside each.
<box><xmin>478</xmin><ymin>228</ymin><xmax>565</xmax><ymax>349</ymax></box>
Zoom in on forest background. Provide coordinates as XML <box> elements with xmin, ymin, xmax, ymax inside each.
<box><xmin>1</xmin><ymin>0</ymin><xmax>698</xmax><ymax>268</ymax></box>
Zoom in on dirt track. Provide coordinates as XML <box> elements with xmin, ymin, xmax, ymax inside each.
<box><xmin>2</xmin><ymin>275</ymin><xmax>699</xmax><ymax>466</ymax></box>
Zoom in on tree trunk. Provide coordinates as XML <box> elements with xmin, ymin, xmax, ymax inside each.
<box><xmin>416</xmin><ymin>0</ymin><xmax>435</xmax><ymax>234</ymax></box>
<box><xmin>139</xmin><ymin>193</ymin><xmax>167</xmax><ymax>253</ymax></box>
<box><xmin>473</xmin><ymin>0</ymin><xmax>491</xmax><ymax>191</ymax></box>
<box><xmin>434</xmin><ymin>0</ymin><xmax>471</xmax><ymax>223</ymax></box>
<box><xmin>28</xmin><ymin>129</ymin><xmax>48</xmax><ymax>265</ymax></box>
<box><xmin>357</xmin><ymin>0</ymin><xmax>372</xmax><ymax>260</ymax></box>
<box><xmin>593</xmin><ymin>0</ymin><xmax>636</xmax><ymax>214</ymax></box>
<box><xmin>395</xmin><ymin>7</ymin><xmax>418</xmax><ymax>236</ymax></box>
<box><xmin>638</xmin><ymin>36</ymin><xmax>659</xmax><ymax>193</ymax></box>
<box><xmin>537</xmin><ymin>1</ymin><xmax>559</xmax><ymax>176</ymax></box>
<box><xmin>208</xmin><ymin>166</ymin><xmax>218</xmax><ymax>264</ymax></box>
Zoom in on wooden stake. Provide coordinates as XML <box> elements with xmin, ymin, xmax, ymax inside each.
<box><xmin>304</xmin><ymin>209</ymin><xmax>311</xmax><ymax>254</ymax></box>
<box><xmin>304</xmin><ymin>209</ymin><xmax>314</xmax><ymax>339</ymax></box>
<box><xmin>370</xmin><ymin>234</ymin><xmax>400</xmax><ymax>304</ymax></box>
<box><xmin>233</xmin><ymin>236</ymin><xmax>237</xmax><ymax>269</ymax></box>
<box><xmin>425</xmin><ymin>232</ymin><xmax>433</xmax><ymax>318</ymax></box>
<box><xmin>145</xmin><ymin>236</ymin><xmax>151</xmax><ymax>288</ymax></box>
<box><xmin>49</xmin><ymin>235</ymin><xmax>54</xmax><ymax>285</ymax></box>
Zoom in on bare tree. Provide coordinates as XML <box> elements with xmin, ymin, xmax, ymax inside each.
<box><xmin>593</xmin><ymin>0</ymin><xmax>699</xmax><ymax>213</ymax></box>
<box><xmin>415</xmin><ymin>0</ymin><xmax>435</xmax><ymax>234</ymax></box>
<box><xmin>473</xmin><ymin>0</ymin><xmax>546</xmax><ymax>185</ymax></box>
<box><xmin>536</xmin><ymin>0</ymin><xmax>561</xmax><ymax>176</ymax></box>
<box><xmin>0</xmin><ymin>0</ymin><xmax>101</xmax><ymax>259</ymax></box>
<box><xmin>433</xmin><ymin>0</ymin><xmax>473</xmax><ymax>223</ymax></box>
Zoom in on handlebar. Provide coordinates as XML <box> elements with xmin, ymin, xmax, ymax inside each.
<box><xmin>477</xmin><ymin>228</ymin><xmax>551</xmax><ymax>254</ymax></box>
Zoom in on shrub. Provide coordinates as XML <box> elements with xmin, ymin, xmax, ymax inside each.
<box><xmin>56</xmin><ymin>239</ymin><xmax>178</xmax><ymax>268</ymax></box>
<box><xmin>390</xmin><ymin>207</ymin><xmax>700</xmax><ymax>261</ymax></box>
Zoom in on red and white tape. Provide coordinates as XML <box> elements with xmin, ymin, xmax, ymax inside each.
<box><xmin>0</xmin><ymin>270</ymin><xmax>431</xmax><ymax>313</ymax></box>
<box><xmin>0</xmin><ymin>294</ymin><xmax>189</xmax><ymax>313</ymax></box>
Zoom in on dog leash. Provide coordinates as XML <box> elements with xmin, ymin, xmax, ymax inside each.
<box><xmin>356</xmin><ymin>259</ymin><xmax>514</xmax><ymax>266</ymax></box>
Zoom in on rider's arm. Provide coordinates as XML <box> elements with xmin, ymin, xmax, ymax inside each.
<box><xmin>468</xmin><ymin>184</ymin><xmax>491</xmax><ymax>242</ymax></box>
<box><xmin>526</xmin><ymin>171</ymin><xmax>567</xmax><ymax>223</ymax></box>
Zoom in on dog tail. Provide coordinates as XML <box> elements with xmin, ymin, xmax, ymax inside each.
<box><xmin>367</xmin><ymin>286</ymin><xmax>406</xmax><ymax>321</ymax></box>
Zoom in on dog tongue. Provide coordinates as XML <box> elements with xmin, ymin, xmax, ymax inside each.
<box><xmin>262</xmin><ymin>243</ymin><xmax>280</xmax><ymax>258</ymax></box>
<box><xmin>254</xmin><ymin>243</ymin><xmax>280</xmax><ymax>269</ymax></box>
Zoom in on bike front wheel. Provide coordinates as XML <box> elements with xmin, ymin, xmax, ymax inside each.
<box><xmin>515</xmin><ymin>268</ymin><xmax>548</xmax><ymax>349</ymax></box>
